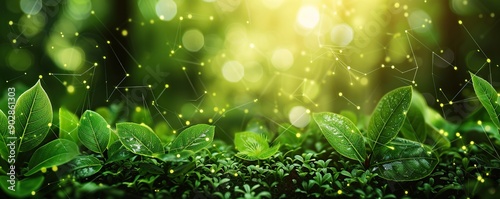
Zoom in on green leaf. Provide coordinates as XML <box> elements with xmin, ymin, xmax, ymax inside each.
<box><xmin>59</xmin><ymin>107</ymin><xmax>80</xmax><ymax>144</ymax></box>
<box><xmin>426</xmin><ymin>124</ymin><xmax>451</xmax><ymax>149</ymax></box>
<box><xmin>170</xmin><ymin>124</ymin><xmax>215</xmax><ymax>153</ymax></box>
<box><xmin>371</xmin><ymin>138</ymin><xmax>439</xmax><ymax>181</ymax></box>
<box><xmin>313</xmin><ymin>112</ymin><xmax>367</xmax><ymax>163</ymax></box>
<box><xmin>68</xmin><ymin>155</ymin><xmax>102</xmax><ymax>179</ymax></box>
<box><xmin>116</xmin><ymin>122</ymin><xmax>164</xmax><ymax>157</ymax></box>
<box><xmin>0</xmin><ymin>110</ymin><xmax>9</xmax><ymax>160</ymax></box>
<box><xmin>15</xmin><ymin>80</ymin><xmax>53</xmax><ymax>152</ymax></box>
<box><xmin>276</xmin><ymin>123</ymin><xmax>305</xmax><ymax>148</ymax></box>
<box><xmin>78</xmin><ymin>110</ymin><xmax>110</xmax><ymax>154</ymax></box>
<box><xmin>131</xmin><ymin>106</ymin><xmax>154</xmax><ymax>127</ymax></box>
<box><xmin>367</xmin><ymin>86</ymin><xmax>412</xmax><ymax>150</ymax></box>
<box><xmin>400</xmin><ymin>90</ymin><xmax>427</xmax><ymax>143</ymax></box>
<box><xmin>234</xmin><ymin>131</ymin><xmax>279</xmax><ymax>160</ymax></box>
<box><xmin>25</xmin><ymin>139</ymin><xmax>80</xmax><ymax>176</ymax></box>
<box><xmin>0</xmin><ymin>175</ymin><xmax>44</xmax><ymax>198</ymax></box>
<box><xmin>106</xmin><ymin>140</ymin><xmax>134</xmax><ymax>164</ymax></box>
<box><xmin>470</xmin><ymin>72</ymin><xmax>500</xmax><ymax>129</ymax></box>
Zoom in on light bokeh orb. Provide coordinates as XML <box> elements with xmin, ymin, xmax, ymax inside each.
<box><xmin>296</xmin><ymin>5</ymin><xmax>320</xmax><ymax>29</ymax></box>
<box><xmin>156</xmin><ymin>0</ymin><xmax>177</xmax><ymax>21</ymax></box>
<box><xmin>289</xmin><ymin>106</ymin><xmax>310</xmax><ymax>128</ymax></box>
<box><xmin>222</xmin><ymin>61</ymin><xmax>245</xmax><ymax>82</ymax></box>
<box><xmin>182</xmin><ymin>29</ymin><xmax>205</xmax><ymax>52</ymax></box>
<box><xmin>330</xmin><ymin>24</ymin><xmax>354</xmax><ymax>47</ymax></box>
<box><xmin>271</xmin><ymin>48</ymin><xmax>294</xmax><ymax>71</ymax></box>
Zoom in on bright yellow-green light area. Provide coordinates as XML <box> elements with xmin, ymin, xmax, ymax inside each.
<box><xmin>156</xmin><ymin>0</ymin><xmax>177</xmax><ymax>21</ymax></box>
<box><xmin>271</xmin><ymin>48</ymin><xmax>294</xmax><ymax>71</ymax></box>
<box><xmin>222</xmin><ymin>61</ymin><xmax>245</xmax><ymax>82</ymax></box>
<box><xmin>182</xmin><ymin>29</ymin><xmax>205</xmax><ymax>52</ymax></box>
<box><xmin>289</xmin><ymin>106</ymin><xmax>311</xmax><ymax>128</ymax></box>
<box><xmin>54</xmin><ymin>47</ymin><xmax>85</xmax><ymax>71</ymax></box>
<box><xmin>296</xmin><ymin>5</ymin><xmax>320</xmax><ymax>29</ymax></box>
<box><xmin>330</xmin><ymin>24</ymin><xmax>354</xmax><ymax>47</ymax></box>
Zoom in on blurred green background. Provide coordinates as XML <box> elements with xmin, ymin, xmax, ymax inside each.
<box><xmin>1</xmin><ymin>0</ymin><xmax>500</xmax><ymax>141</ymax></box>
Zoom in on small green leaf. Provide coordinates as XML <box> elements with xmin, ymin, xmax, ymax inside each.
<box><xmin>15</xmin><ymin>80</ymin><xmax>53</xmax><ymax>152</ymax></box>
<box><xmin>78</xmin><ymin>110</ymin><xmax>110</xmax><ymax>154</ymax></box>
<box><xmin>170</xmin><ymin>124</ymin><xmax>214</xmax><ymax>153</ymax></box>
<box><xmin>371</xmin><ymin>138</ymin><xmax>439</xmax><ymax>181</ymax></box>
<box><xmin>0</xmin><ymin>110</ymin><xmax>9</xmax><ymax>160</ymax></box>
<box><xmin>0</xmin><ymin>175</ymin><xmax>44</xmax><ymax>198</ymax></box>
<box><xmin>234</xmin><ymin>131</ymin><xmax>279</xmax><ymax>160</ymax></box>
<box><xmin>470</xmin><ymin>72</ymin><xmax>500</xmax><ymax>129</ymax></box>
<box><xmin>367</xmin><ymin>86</ymin><xmax>412</xmax><ymax>150</ymax></box>
<box><xmin>245</xmin><ymin>118</ymin><xmax>272</xmax><ymax>141</ymax></box>
<box><xmin>59</xmin><ymin>107</ymin><xmax>80</xmax><ymax>144</ymax></box>
<box><xmin>313</xmin><ymin>112</ymin><xmax>366</xmax><ymax>163</ymax></box>
<box><xmin>106</xmin><ymin>140</ymin><xmax>134</xmax><ymax>163</ymax></box>
<box><xmin>68</xmin><ymin>155</ymin><xmax>102</xmax><ymax>179</ymax></box>
<box><xmin>400</xmin><ymin>90</ymin><xmax>427</xmax><ymax>143</ymax></box>
<box><xmin>116</xmin><ymin>122</ymin><xmax>164</xmax><ymax>157</ymax></box>
<box><xmin>25</xmin><ymin>139</ymin><xmax>80</xmax><ymax>176</ymax></box>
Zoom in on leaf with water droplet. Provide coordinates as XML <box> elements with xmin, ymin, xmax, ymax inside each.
<box><xmin>15</xmin><ymin>80</ymin><xmax>53</xmax><ymax>152</ymax></box>
<box><xmin>470</xmin><ymin>72</ymin><xmax>500</xmax><ymax>129</ymax></box>
<box><xmin>116</xmin><ymin>122</ymin><xmax>164</xmax><ymax>157</ymax></box>
<box><xmin>106</xmin><ymin>140</ymin><xmax>134</xmax><ymax>164</ymax></box>
<box><xmin>313</xmin><ymin>112</ymin><xmax>366</xmax><ymax>163</ymax></box>
<box><xmin>0</xmin><ymin>175</ymin><xmax>44</xmax><ymax>198</ymax></box>
<box><xmin>371</xmin><ymin>138</ymin><xmax>439</xmax><ymax>181</ymax></box>
<box><xmin>170</xmin><ymin>124</ymin><xmax>214</xmax><ymax>153</ymax></box>
<box><xmin>68</xmin><ymin>155</ymin><xmax>103</xmax><ymax>179</ymax></box>
<box><xmin>234</xmin><ymin>131</ymin><xmax>279</xmax><ymax>161</ymax></box>
<box><xmin>59</xmin><ymin>107</ymin><xmax>80</xmax><ymax>145</ymax></box>
<box><xmin>367</xmin><ymin>86</ymin><xmax>412</xmax><ymax>150</ymax></box>
<box><xmin>78</xmin><ymin>110</ymin><xmax>110</xmax><ymax>154</ymax></box>
<box><xmin>25</xmin><ymin>139</ymin><xmax>80</xmax><ymax>176</ymax></box>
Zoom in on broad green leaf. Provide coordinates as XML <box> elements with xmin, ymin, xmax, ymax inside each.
<box><xmin>106</xmin><ymin>140</ymin><xmax>134</xmax><ymax>163</ymax></box>
<box><xmin>78</xmin><ymin>110</ymin><xmax>110</xmax><ymax>154</ymax></box>
<box><xmin>234</xmin><ymin>131</ymin><xmax>279</xmax><ymax>160</ymax></box>
<box><xmin>170</xmin><ymin>124</ymin><xmax>215</xmax><ymax>153</ymax></box>
<box><xmin>426</xmin><ymin>124</ymin><xmax>451</xmax><ymax>149</ymax></box>
<box><xmin>0</xmin><ymin>175</ymin><xmax>44</xmax><ymax>198</ymax></box>
<box><xmin>15</xmin><ymin>80</ymin><xmax>53</xmax><ymax>152</ymax></box>
<box><xmin>371</xmin><ymin>138</ymin><xmax>439</xmax><ymax>181</ymax></box>
<box><xmin>276</xmin><ymin>123</ymin><xmax>305</xmax><ymax>148</ymax></box>
<box><xmin>367</xmin><ymin>86</ymin><xmax>412</xmax><ymax>150</ymax></box>
<box><xmin>313</xmin><ymin>112</ymin><xmax>367</xmax><ymax>163</ymax></box>
<box><xmin>400</xmin><ymin>90</ymin><xmax>427</xmax><ymax>143</ymax></box>
<box><xmin>116</xmin><ymin>122</ymin><xmax>164</xmax><ymax>157</ymax></box>
<box><xmin>25</xmin><ymin>139</ymin><xmax>80</xmax><ymax>176</ymax></box>
<box><xmin>59</xmin><ymin>107</ymin><xmax>80</xmax><ymax>144</ymax></box>
<box><xmin>68</xmin><ymin>155</ymin><xmax>102</xmax><ymax>179</ymax></box>
<box><xmin>470</xmin><ymin>72</ymin><xmax>500</xmax><ymax>129</ymax></box>
<box><xmin>0</xmin><ymin>110</ymin><xmax>9</xmax><ymax>160</ymax></box>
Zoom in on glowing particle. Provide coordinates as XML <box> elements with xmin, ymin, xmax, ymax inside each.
<box><xmin>205</xmin><ymin>137</ymin><xmax>210</xmax><ymax>141</ymax></box>
<box><xmin>52</xmin><ymin>166</ymin><xmax>58</xmax><ymax>172</ymax></box>
<box><xmin>337</xmin><ymin>190</ymin><xmax>342</xmax><ymax>195</ymax></box>
<box><xmin>211</xmin><ymin>168</ymin><xmax>215</xmax><ymax>173</ymax></box>
<box><xmin>440</xmin><ymin>103</ymin><xmax>444</xmax><ymax>108</ymax></box>
<box><xmin>32</xmin><ymin>191</ymin><xmax>36</xmax><ymax>196</ymax></box>
<box><xmin>356</xmin><ymin>106</ymin><xmax>361</xmax><ymax>110</ymax></box>
<box><xmin>458</xmin><ymin>20</ymin><xmax>463</xmax><ymax>25</ymax></box>
<box><xmin>67</xmin><ymin>85</ymin><xmax>75</xmax><ymax>94</ymax></box>
<box><xmin>209</xmin><ymin>16</ymin><xmax>214</xmax><ymax>20</ymax></box>
<box><xmin>121</xmin><ymin>29</ymin><xmax>128</xmax><ymax>37</ymax></box>
<box><xmin>41</xmin><ymin>167</ymin><xmax>47</xmax><ymax>173</ymax></box>
<box><xmin>185</xmin><ymin>120</ymin><xmax>190</xmax><ymax>126</ymax></box>
<box><xmin>75</xmin><ymin>32</ymin><xmax>79</xmax><ymax>37</ymax></box>
<box><xmin>234</xmin><ymin>172</ymin><xmax>238</xmax><ymax>177</ymax></box>
<box><xmin>456</xmin><ymin>132</ymin><xmax>461</xmax><ymax>137</ymax></box>
<box><xmin>461</xmin><ymin>145</ymin><xmax>467</xmax><ymax>150</ymax></box>
<box><xmin>477</xmin><ymin>120</ymin><xmax>482</xmax><ymax>125</ymax></box>
<box><xmin>338</xmin><ymin>92</ymin><xmax>343</xmax><ymax>97</ymax></box>
<box><xmin>487</xmin><ymin>58</ymin><xmax>491</xmax><ymax>63</ymax></box>
<box><xmin>449</xmin><ymin>101</ymin><xmax>453</xmax><ymax>105</ymax></box>
<box><xmin>394</xmin><ymin>2</ymin><xmax>400</xmax><ymax>8</ymax></box>
<box><xmin>8</xmin><ymin>21</ymin><xmax>13</xmax><ymax>26</ymax></box>
<box><xmin>169</xmin><ymin>169</ymin><xmax>174</xmax><ymax>174</ymax></box>
<box><xmin>12</xmin><ymin>39</ymin><xmax>17</xmax><ymax>44</ymax></box>
<box><xmin>86</xmin><ymin>85</ymin><xmax>90</xmax><ymax>89</ymax></box>
<box><xmin>470</xmin><ymin>141</ymin><xmax>475</xmax><ymax>145</ymax></box>
<box><xmin>405</xmin><ymin>190</ymin><xmax>409</xmax><ymax>195</ymax></box>
<box><xmin>39</xmin><ymin>75</ymin><xmax>43</xmax><ymax>79</ymax></box>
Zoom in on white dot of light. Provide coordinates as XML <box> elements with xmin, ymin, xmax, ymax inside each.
<box><xmin>271</xmin><ymin>48</ymin><xmax>294</xmax><ymax>71</ymax></box>
<box><xmin>20</xmin><ymin>0</ymin><xmax>42</xmax><ymax>15</ymax></box>
<box><xmin>330</xmin><ymin>24</ymin><xmax>354</xmax><ymax>47</ymax></box>
<box><xmin>289</xmin><ymin>106</ymin><xmax>310</xmax><ymax>128</ymax></box>
<box><xmin>222</xmin><ymin>61</ymin><xmax>245</xmax><ymax>82</ymax></box>
<box><xmin>296</xmin><ymin>5</ymin><xmax>320</xmax><ymax>29</ymax></box>
<box><xmin>182</xmin><ymin>29</ymin><xmax>205</xmax><ymax>52</ymax></box>
<box><xmin>156</xmin><ymin>0</ymin><xmax>177</xmax><ymax>21</ymax></box>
